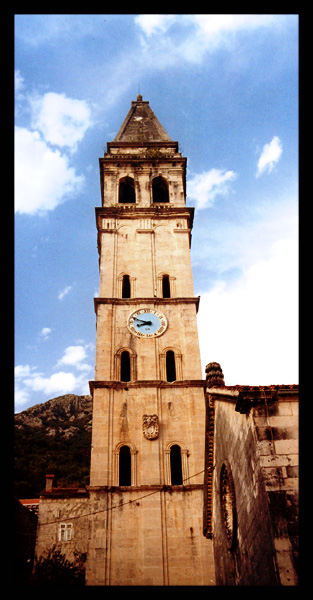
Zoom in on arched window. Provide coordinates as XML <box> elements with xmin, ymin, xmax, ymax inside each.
<box><xmin>121</xmin><ymin>351</ymin><xmax>131</xmax><ymax>382</ymax></box>
<box><xmin>166</xmin><ymin>350</ymin><xmax>176</xmax><ymax>382</ymax></box>
<box><xmin>152</xmin><ymin>176</ymin><xmax>169</xmax><ymax>203</ymax></box>
<box><xmin>119</xmin><ymin>445</ymin><xmax>131</xmax><ymax>486</ymax></box>
<box><xmin>170</xmin><ymin>445</ymin><xmax>183</xmax><ymax>485</ymax></box>
<box><xmin>119</xmin><ymin>176</ymin><xmax>136</xmax><ymax>204</ymax></box>
<box><xmin>122</xmin><ymin>274</ymin><xmax>131</xmax><ymax>298</ymax></box>
<box><xmin>162</xmin><ymin>274</ymin><xmax>171</xmax><ymax>298</ymax></box>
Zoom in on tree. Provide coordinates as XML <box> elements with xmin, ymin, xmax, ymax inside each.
<box><xmin>31</xmin><ymin>546</ymin><xmax>86</xmax><ymax>586</ymax></box>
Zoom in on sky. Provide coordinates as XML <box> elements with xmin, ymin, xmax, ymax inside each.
<box><xmin>14</xmin><ymin>14</ymin><xmax>299</xmax><ymax>412</ymax></box>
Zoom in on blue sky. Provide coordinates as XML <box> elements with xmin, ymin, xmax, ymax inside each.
<box><xmin>15</xmin><ymin>14</ymin><xmax>298</xmax><ymax>412</ymax></box>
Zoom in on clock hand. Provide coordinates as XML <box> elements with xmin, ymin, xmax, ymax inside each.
<box><xmin>137</xmin><ymin>321</ymin><xmax>152</xmax><ymax>327</ymax></box>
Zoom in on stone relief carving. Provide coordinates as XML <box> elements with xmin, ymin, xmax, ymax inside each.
<box><xmin>142</xmin><ymin>414</ymin><xmax>159</xmax><ymax>440</ymax></box>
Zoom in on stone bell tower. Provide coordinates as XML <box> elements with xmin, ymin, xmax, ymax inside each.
<box><xmin>86</xmin><ymin>96</ymin><xmax>215</xmax><ymax>586</ymax></box>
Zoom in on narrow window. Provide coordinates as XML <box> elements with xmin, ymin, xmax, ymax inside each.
<box><xmin>152</xmin><ymin>176</ymin><xmax>169</xmax><ymax>203</ymax></box>
<box><xmin>166</xmin><ymin>350</ymin><xmax>176</xmax><ymax>382</ymax></box>
<box><xmin>119</xmin><ymin>176</ymin><xmax>136</xmax><ymax>204</ymax></box>
<box><xmin>170</xmin><ymin>445</ymin><xmax>183</xmax><ymax>485</ymax></box>
<box><xmin>58</xmin><ymin>523</ymin><xmax>73</xmax><ymax>542</ymax></box>
<box><xmin>121</xmin><ymin>351</ymin><xmax>131</xmax><ymax>382</ymax></box>
<box><xmin>119</xmin><ymin>445</ymin><xmax>131</xmax><ymax>486</ymax></box>
<box><xmin>122</xmin><ymin>274</ymin><xmax>131</xmax><ymax>298</ymax></box>
<box><xmin>162</xmin><ymin>274</ymin><xmax>171</xmax><ymax>298</ymax></box>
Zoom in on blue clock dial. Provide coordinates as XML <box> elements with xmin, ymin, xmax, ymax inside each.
<box><xmin>128</xmin><ymin>309</ymin><xmax>167</xmax><ymax>338</ymax></box>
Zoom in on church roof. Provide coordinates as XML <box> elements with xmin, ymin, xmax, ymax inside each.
<box><xmin>113</xmin><ymin>95</ymin><xmax>173</xmax><ymax>143</ymax></box>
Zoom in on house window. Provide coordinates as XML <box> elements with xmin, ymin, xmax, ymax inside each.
<box><xmin>119</xmin><ymin>445</ymin><xmax>131</xmax><ymax>486</ymax></box>
<box><xmin>162</xmin><ymin>274</ymin><xmax>171</xmax><ymax>298</ymax></box>
<box><xmin>166</xmin><ymin>350</ymin><xmax>176</xmax><ymax>382</ymax></box>
<box><xmin>122</xmin><ymin>274</ymin><xmax>131</xmax><ymax>298</ymax></box>
<box><xmin>152</xmin><ymin>176</ymin><xmax>169</xmax><ymax>203</ymax></box>
<box><xmin>119</xmin><ymin>176</ymin><xmax>136</xmax><ymax>203</ymax></box>
<box><xmin>121</xmin><ymin>351</ymin><xmax>131</xmax><ymax>382</ymax></box>
<box><xmin>170</xmin><ymin>445</ymin><xmax>183</xmax><ymax>485</ymax></box>
<box><xmin>58</xmin><ymin>523</ymin><xmax>73</xmax><ymax>542</ymax></box>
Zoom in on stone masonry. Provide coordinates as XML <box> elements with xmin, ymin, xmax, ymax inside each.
<box><xmin>203</xmin><ymin>363</ymin><xmax>298</xmax><ymax>586</ymax></box>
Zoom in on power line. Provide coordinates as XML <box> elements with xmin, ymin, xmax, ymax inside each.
<box><xmin>37</xmin><ymin>467</ymin><xmax>214</xmax><ymax>527</ymax></box>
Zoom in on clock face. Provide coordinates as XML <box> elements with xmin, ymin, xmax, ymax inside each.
<box><xmin>127</xmin><ymin>308</ymin><xmax>167</xmax><ymax>338</ymax></box>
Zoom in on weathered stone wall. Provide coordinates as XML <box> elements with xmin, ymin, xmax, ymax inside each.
<box><xmin>86</xmin><ymin>487</ymin><xmax>215</xmax><ymax>586</ymax></box>
<box><xmin>35</xmin><ymin>493</ymin><xmax>90</xmax><ymax>564</ymax></box>
<box><xmin>212</xmin><ymin>396</ymin><xmax>278</xmax><ymax>585</ymax></box>
<box><xmin>253</xmin><ymin>389</ymin><xmax>299</xmax><ymax>585</ymax></box>
<box><xmin>209</xmin><ymin>386</ymin><xmax>298</xmax><ymax>586</ymax></box>
<box><xmin>87</xmin><ymin>381</ymin><xmax>215</xmax><ymax>585</ymax></box>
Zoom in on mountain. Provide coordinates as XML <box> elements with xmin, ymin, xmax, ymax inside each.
<box><xmin>14</xmin><ymin>394</ymin><xmax>92</xmax><ymax>499</ymax></box>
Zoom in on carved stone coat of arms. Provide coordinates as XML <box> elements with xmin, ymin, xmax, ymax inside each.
<box><xmin>142</xmin><ymin>414</ymin><xmax>159</xmax><ymax>440</ymax></box>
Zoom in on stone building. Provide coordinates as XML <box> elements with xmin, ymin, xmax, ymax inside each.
<box><xmin>33</xmin><ymin>97</ymin><xmax>298</xmax><ymax>586</ymax></box>
<box><xmin>203</xmin><ymin>363</ymin><xmax>298</xmax><ymax>585</ymax></box>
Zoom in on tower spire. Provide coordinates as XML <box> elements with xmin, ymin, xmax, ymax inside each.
<box><xmin>113</xmin><ymin>97</ymin><xmax>172</xmax><ymax>143</ymax></box>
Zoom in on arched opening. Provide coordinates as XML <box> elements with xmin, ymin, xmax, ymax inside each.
<box><xmin>119</xmin><ymin>176</ymin><xmax>136</xmax><ymax>204</ymax></box>
<box><xmin>166</xmin><ymin>350</ymin><xmax>176</xmax><ymax>382</ymax></box>
<box><xmin>119</xmin><ymin>445</ymin><xmax>131</xmax><ymax>486</ymax></box>
<box><xmin>162</xmin><ymin>274</ymin><xmax>171</xmax><ymax>298</ymax></box>
<box><xmin>122</xmin><ymin>274</ymin><xmax>131</xmax><ymax>298</ymax></box>
<box><xmin>121</xmin><ymin>351</ymin><xmax>131</xmax><ymax>382</ymax></box>
<box><xmin>152</xmin><ymin>176</ymin><xmax>169</xmax><ymax>203</ymax></box>
<box><xmin>170</xmin><ymin>445</ymin><xmax>183</xmax><ymax>485</ymax></box>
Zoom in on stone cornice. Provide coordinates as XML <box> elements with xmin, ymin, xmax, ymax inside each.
<box><xmin>95</xmin><ymin>205</ymin><xmax>194</xmax><ymax>223</ymax></box>
<box><xmin>205</xmin><ymin>384</ymin><xmax>298</xmax><ymax>414</ymax></box>
<box><xmin>105</xmin><ymin>140</ymin><xmax>180</xmax><ymax>152</ymax></box>
<box><xmin>89</xmin><ymin>379</ymin><xmax>206</xmax><ymax>392</ymax></box>
<box><xmin>94</xmin><ymin>296</ymin><xmax>200</xmax><ymax>312</ymax></box>
<box><xmin>87</xmin><ymin>483</ymin><xmax>203</xmax><ymax>493</ymax></box>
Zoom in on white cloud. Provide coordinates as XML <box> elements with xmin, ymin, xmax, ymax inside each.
<box><xmin>14</xmin><ymin>341</ymin><xmax>94</xmax><ymax>410</ymax></box>
<box><xmin>57</xmin><ymin>345</ymin><xmax>91</xmax><ymax>371</ymax></box>
<box><xmin>135</xmin><ymin>14</ymin><xmax>176</xmax><ymax>36</ymax></box>
<box><xmin>135</xmin><ymin>14</ymin><xmax>280</xmax><ymax>64</ymax></box>
<box><xmin>15</xmin><ymin>69</ymin><xmax>25</xmax><ymax>93</ymax></box>
<box><xmin>15</xmin><ymin>84</ymin><xmax>92</xmax><ymax>216</ymax></box>
<box><xmin>23</xmin><ymin>371</ymin><xmax>79</xmax><ymax>395</ymax></box>
<box><xmin>40</xmin><ymin>327</ymin><xmax>52</xmax><ymax>340</ymax></box>
<box><xmin>15</xmin><ymin>364</ymin><xmax>32</xmax><ymax>378</ymax></box>
<box><xmin>15</xmin><ymin>385</ymin><xmax>31</xmax><ymax>407</ymax></box>
<box><xmin>256</xmin><ymin>136</ymin><xmax>283</xmax><ymax>177</ymax></box>
<box><xmin>15</xmin><ymin>127</ymin><xmax>84</xmax><ymax>215</ymax></box>
<box><xmin>187</xmin><ymin>168</ymin><xmax>237</xmax><ymax>210</ymax></box>
<box><xmin>197</xmin><ymin>232</ymin><xmax>298</xmax><ymax>386</ymax></box>
<box><xmin>190</xmin><ymin>14</ymin><xmax>276</xmax><ymax>37</ymax></box>
<box><xmin>58</xmin><ymin>285</ymin><xmax>73</xmax><ymax>300</ymax></box>
<box><xmin>29</xmin><ymin>92</ymin><xmax>92</xmax><ymax>151</ymax></box>
<box><xmin>136</xmin><ymin>14</ymin><xmax>276</xmax><ymax>39</ymax></box>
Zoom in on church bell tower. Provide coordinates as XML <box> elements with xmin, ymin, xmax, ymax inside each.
<box><xmin>86</xmin><ymin>96</ymin><xmax>215</xmax><ymax>586</ymax></box>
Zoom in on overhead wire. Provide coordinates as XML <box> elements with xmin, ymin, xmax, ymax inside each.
<box><xmin>36</xmin><ymin>466</ymin><xmax>214</xmax><ymax>527</ymax></box>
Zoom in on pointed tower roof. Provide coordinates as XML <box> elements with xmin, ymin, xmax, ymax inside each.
<box><xmin>113</xmin><ymin>95</ymin><xmax>173</xmax><ymax>143</ymax></box>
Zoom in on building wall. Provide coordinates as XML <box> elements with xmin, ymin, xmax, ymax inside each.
<box><xmin>207</xmin><ymin>386</ymin><xmax>298</xmax><ymax>586</ymax></box>
<box><xmin>86</xmin><ymin>486</ymin><xmax>214</xmax><ymax>586</ymax></box>
<box><xmin>35</xmin><ymin>494</ymin><xmax>90</xmax><ymax>565</ymax></box>
<box><xmin>212</xmin><ymin>396</ymin><xmax>278</xmax><ymax>585</ymax></box>
<box><xmin>87</xmin><ymin>382</ymin><xmax>215</xmax><ymax>585</ymax></box>
<box><xmin>253</xmin><ymin>389</ymin><xmax>299</xmax><ymax>585</ymax></box>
